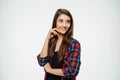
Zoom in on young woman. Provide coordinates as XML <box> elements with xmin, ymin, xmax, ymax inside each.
<box><xmin>37</xmin><ymin>8</ymin><xmax>81</xmax><ymax>80</ymax></box>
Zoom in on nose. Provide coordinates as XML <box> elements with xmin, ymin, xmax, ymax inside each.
<box><xmin>63</xmin><ymin>22</ymin><xmax>67</xmax><ymax>27</ymax></box>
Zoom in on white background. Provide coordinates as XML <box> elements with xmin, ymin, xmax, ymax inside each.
<box><xmin>0</xmin><ymin>0</ymin><xmax>120</xmax><ymax>80</ymax></box>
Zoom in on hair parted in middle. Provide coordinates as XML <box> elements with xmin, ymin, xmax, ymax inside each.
<box><xmin>48</xmin><ymin>8</ymin><xmax>74</xmax><ymax>67</ymax></box>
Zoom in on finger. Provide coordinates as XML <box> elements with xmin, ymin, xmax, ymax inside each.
<box><xmin>53</xmin><ymin>31</ymin><xmax>59</xmax><ymax>36</ymax></box>
<box><xmin>53</xmin><ymin>28</ymin><xmax>60</xmax><ymax>33</ymax></box>
<box><xmin>50</xmin><ymin>31</ymin><xmax>58</xmax><ymax>37</ymax></box>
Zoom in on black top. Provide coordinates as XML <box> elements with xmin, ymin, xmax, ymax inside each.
<box><xmin>46</xmin><ymin>51</ymin><xmax>61</xmax><ymax>80</ymax></box>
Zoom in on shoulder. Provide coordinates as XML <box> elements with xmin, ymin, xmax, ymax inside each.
<box><xmin>70</xmin><ymin>38</ymin><xmax>80</xmax><ymax>45</ymax></box>
<box><xmin>69</xmin><ymin>38</ymin><xmax>81</xmax><ymax>48</ymax></box>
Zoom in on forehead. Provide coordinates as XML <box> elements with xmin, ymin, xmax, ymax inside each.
<box><xmin>57</xmin><ymin>14</ymin><xmax>70</xmax><ymax>20</ymax></box>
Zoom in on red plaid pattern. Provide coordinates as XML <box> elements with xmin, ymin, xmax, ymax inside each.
<box><xmin>37</xmin><ymin>38</ymin><xmax>81</xmax><ymax>80</ymax></box>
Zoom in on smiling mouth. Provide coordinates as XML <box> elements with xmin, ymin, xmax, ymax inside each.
<box><xmin>61</xmin><ymin>29</ymin><xmax>66</xmax><ymax>31</ymax></box>
<box><xmin>59</xmin><ymin>28</ymin><xmax>67</xmax><ymax>31</ymax></box>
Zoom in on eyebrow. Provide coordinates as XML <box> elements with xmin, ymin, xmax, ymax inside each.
<box><xmin>58</xmin><ymin>18</ymin><xmax>70</xmax><ymax>21</ymax></box>
<box><xmin>66</xmin><ymin>20</ymin><xmax>70</xmax><ymax>22</ymax></box>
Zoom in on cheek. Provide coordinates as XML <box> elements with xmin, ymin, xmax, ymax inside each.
<box><xmin>56</xmin><ymin>23</ymin><xmax>60</xmax><ymax>28</ymax></box>
<box><xmin>56</xmin><ymin>25</ymin><xmax>60</xmax><ymax>29</ymax></box>
<box><xmin>67</xmin><ymin>24</ymin><xmax>70</xmax><ymax>29</ymax></box>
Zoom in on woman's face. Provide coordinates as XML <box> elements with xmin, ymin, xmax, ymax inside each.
<box><xmin>56</xmin><ymin>14</ymin><xmax>71</xmax><ymax>35</ymax></box>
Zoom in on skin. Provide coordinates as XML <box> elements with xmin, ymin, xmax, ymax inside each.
<box><xmin>56</xmin><ymin>14</ymin><xmax>70</xmax><ymax>35</ymax></box>
<box><xmin>40</xmin><ymin>14</ymin><xmax>71</xmax><ymax>76</ymax></box>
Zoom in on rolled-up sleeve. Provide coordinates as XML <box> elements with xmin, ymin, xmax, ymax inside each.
<box><xmin>37</xmin><ymin>55</ymin><xmax>48</xmax><ymax>67</ymax></box>
<box><xmin>62</xmin><ymin>39</ymin><xmax>81</xmax><ymax>77</ymax></box>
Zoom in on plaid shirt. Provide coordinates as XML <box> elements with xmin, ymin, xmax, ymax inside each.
<box><xmin>37</xmin><ymin>38</ymin><xmax>81</xmax><ymax>80</ymax></box>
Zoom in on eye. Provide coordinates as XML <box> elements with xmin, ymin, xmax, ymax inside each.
<box><xmin>66</xmin><ymin>20</ymin><xmax>70</xmax><ymax>24</ymax></box>
<box><xmin>58</xmin><ymin>19</ymin><xmax>63</xmax><ymax>23</ymax></box>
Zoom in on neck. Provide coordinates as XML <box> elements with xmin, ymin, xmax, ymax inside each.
<box><xmin>55</xmin><ymin>35</ymin><xmax>63</xmax><ymax>52</ymax></box>
<box><xmin>58</xmin><ymin>34</ymin><xmax>63</xmax><ymax>41</ymax></box>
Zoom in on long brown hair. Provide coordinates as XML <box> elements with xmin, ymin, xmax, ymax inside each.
<box><xmin>48</xmin><ymin>9</ymin><xmax>74</xmax><ymax>67</ymax></box>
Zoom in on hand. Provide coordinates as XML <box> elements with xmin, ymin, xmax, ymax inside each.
<box><xmin>47</xmin><ymin>28</ymin><xmax>60</xmax><ymax>40</ymax></box>
<box><xmin>44</xmin><ymin>63</ymin><xmax>64</xmax><ymax>76</ymax></box>
<box><xmin>44</xmin><ymin>63</ymin><xmax>52</xmax><ymax>73</ymax></box>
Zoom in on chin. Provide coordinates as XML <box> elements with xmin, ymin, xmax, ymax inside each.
<box><xmin>60</xmin><ymin>31</ymin><xmax>67</xmax><ymax>35</ymax></box>
<box><xmin>61</xmin><ymin>31</ymin><xmax>66</xmax><ymax>35</ymax></box>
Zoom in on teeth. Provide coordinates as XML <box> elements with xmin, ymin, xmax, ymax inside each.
<box><xmin>60</xmin><ymin>29</ymin><xmax>66</xmax><ymax>31</ymax></box>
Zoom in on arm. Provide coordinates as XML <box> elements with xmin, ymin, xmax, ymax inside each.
<box><xmin>38</xmin><ymin>28</ymin><xmax>60</xmax><ymax>58</ymax></box>
<box><xmin>37</xmin><ymin>35</ymin><xmax>50</xmax><ymax>67</ymax></box>
<box><xmin>39</xmin><ymin>38</ymin><xmax>49</xmax><ymax>58</ymax></box>
<box><xmin>44</xmin><ymin>63</ymin><xmax>65</xmax><ymax>76</ymax></box>
<box><xmin>44</xmin><ymin>39</ymin><xmax>81</xmax><ymax>77</ymax></box>
<box><xmin>37</xmin><ymin>28</ymin><xmax>60</xmax><ymax>66</ymax></box>
<box><xmin>62</xmin><ymin>40</ymin><xmax>81</xmax><ymax>77</ymax></box>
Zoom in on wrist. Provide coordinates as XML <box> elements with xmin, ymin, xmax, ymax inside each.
<box><xmin>48</xmin><ymin>67</ymin><xmax>52</xmax><ymax>73</ymax></box>
<box><xmin>46</xmin><ymin>35</ymin><xmax>50</xmax><ymax>41</ymax></box>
